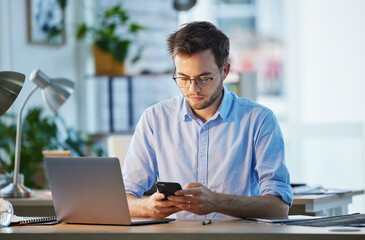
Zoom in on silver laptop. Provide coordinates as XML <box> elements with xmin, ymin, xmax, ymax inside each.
<box><xmin>45</xmin><ymin>157</ymin><xmax>174</xmax><ymax>225</ymax></box>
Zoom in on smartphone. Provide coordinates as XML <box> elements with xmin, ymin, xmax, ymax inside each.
<box><xmin>155</xmin><ymin>182</ymin><xmax>182</xmax><ymax>200</ymax></box>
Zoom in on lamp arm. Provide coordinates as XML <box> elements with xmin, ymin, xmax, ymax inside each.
<box><xmin>13</xmin><ymin>86</ymin><xmax>39</xmax><ymax>185</ymax></box>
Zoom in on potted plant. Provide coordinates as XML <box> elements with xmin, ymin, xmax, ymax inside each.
<box><xmin>0</xmin><ymin>107</ymin><xmax>105</xmax><ymax>189</ymax></box>
<box><xmin>76</xmin><ymin>3</ymin><xmax>146</xmax><ymax>76</ymax></box>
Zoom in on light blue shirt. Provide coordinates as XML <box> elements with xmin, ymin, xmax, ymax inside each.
<box><xmin>123</xmin><ymin>86</ymin><xmax>293</xmax><ymax>218</ymax></box>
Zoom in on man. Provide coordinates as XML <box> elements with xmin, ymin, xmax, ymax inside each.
<box><xmin>123</xmin><ymin>21</ymin><xmax>293</xmax><ymax>219</ymax></box>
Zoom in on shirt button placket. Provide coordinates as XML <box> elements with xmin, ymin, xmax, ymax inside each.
<box><xmin>198</xmin><ymin>125</ymin><xmax>208</xmax><ymax>187</ymax></box>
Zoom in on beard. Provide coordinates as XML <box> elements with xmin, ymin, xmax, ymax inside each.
<box><xmin>187</xmin><ymin>81</ymin><xmax>224</xmax><ymax>111</ymax></box>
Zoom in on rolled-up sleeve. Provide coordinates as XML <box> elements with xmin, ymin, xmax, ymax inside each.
<box><xmin>122</xmin><ymin>108</ymin><xmax>158</xmax><ymax>198</ymax></box>
<box><xmin>253</xmin><ymin>111</ymin><xmax>293</xmax><ymax>206</ymax></box>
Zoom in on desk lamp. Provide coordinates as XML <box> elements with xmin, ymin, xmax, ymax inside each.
<box><xmin>0</xmin><ymin>71</ymin><xmax>25</xmax><ymax>116</ymax></box>
<box><xmin>0</xmin><ymin>69</ymin><xmax>75</xmax><ymax>198</ymax></box>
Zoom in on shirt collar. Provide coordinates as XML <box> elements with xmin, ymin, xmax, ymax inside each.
<box><xmin>179</xmin><ymin>97</ymin><xmax>193</xmax><ymax>121</ymax></box>
<box><xmin>179</xmin><ymin>86</ymin><xmax>233</xmax><ymax>122</ymax></box>
<box><xmin>216</xmin><ymin>86</ymin><xmax>232</xmax><ymax>121</ymax></box>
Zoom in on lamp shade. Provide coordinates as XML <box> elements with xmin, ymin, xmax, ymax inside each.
<box><xmin>29</xmin><ymin>69</ymin><xmax>75</xmax><ymax>112</ymax></box>
<box><xmin>173</xmin><ymin>0</ymin><xmax>197</xmax><ymax>11</ymax></box>
<box><xmin>0</xmin><ymin>71</ymin><xmax>25</xmax><ymax>116</ymax></box>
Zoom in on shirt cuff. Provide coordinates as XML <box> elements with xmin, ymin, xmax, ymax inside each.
<box><xmin>124</xmin><ymin>179</ymin><xmax>145</xmax><ymax>199</ymax></box>
<box><xmin>260</xmin><ymin>182</ymin><xmax>294</xmax><ymax>207</ymax></box>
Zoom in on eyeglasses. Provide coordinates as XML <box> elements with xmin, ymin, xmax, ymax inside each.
<box><xmin>173</xmin><ymin>66</ymin><xmax>223</xmax><ymax>89</ymax></box>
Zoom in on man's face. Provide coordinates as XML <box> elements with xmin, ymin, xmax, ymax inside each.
<box><xmin>174</xmin><ymin>50</ymin><xmax>228</xmax><ymax>113</ymax></box>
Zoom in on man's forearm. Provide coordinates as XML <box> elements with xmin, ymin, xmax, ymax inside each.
<box><xmin>126</xmin><ymin>193</ymin><xmax>150</xmax><ymax>217</ymax></box>
<box><xmin>126</xmin><ymin>193</ymin><xmax>181</xmax><ymax>218</ymax></box>
<box><xmin>214</xmin><ymin>193</ymin><xmax>289</xmax><ymax>218</ymax></box>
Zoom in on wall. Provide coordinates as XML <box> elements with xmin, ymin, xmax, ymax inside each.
<box><xmin>284</xmin><ymin>0</ymin><xmax>365</xmax><ymax>213</ymax></box>
<box><xmin>300</xmin><ymin>0</ymin><xmax>365</xmax><ymax>123</ymax></box>
<box><xmin>0</xmin><ymin>1</ymin><xmax>11</xmax><ymax>69</ymax></box>
<box><xmin>0</xmin><ymin>0</ymin><xmax>79</xmax><ymax>129</ymax></box>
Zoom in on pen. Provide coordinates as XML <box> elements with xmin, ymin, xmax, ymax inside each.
<box><xmin>202</xmin><ymin>219</ymin><xmax>212</xmax><ymax>225</ymax></box>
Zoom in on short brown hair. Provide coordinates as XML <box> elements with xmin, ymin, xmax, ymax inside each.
<box><xmin>167</xmin><ymin>21</ymin><xmax>230</xmax><ymax>68</ymax></box>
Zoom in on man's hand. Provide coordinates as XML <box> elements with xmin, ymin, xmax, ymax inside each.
<box><xmin>126</xmin><ymin>192</ymin><xmax>180</xmax><ymax>219</ymax></box>
<box><xmin>167</xmin><ymin>182</ymin><xmax>289</xmax><ymax>218</ymax></box>
<box><xmin>167</xmin><ymin>182</ymin><xmax>218</xmax><ymax>215</ymax></box>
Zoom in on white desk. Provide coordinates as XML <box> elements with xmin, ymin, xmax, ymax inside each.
<box><xmin>8</xmin><ymin>190</ymin><xmax>364</xmax><ymax>217</ymax></box>
<box><xmin>290</xmin><ymin>190</ymin><xmax>364</xmax><ymax>216</ymax></box>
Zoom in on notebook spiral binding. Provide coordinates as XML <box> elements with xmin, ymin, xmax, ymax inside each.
<box><xmin>19</xmin><ymin>216</ymin><xmax>57</xmax><ymax>224</ymax></box>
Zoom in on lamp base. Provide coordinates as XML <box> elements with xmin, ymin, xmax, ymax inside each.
<box><xmin>0</xmin><ymin>182</ymin><xmax>33</xmax><ymax>198</ymax></box>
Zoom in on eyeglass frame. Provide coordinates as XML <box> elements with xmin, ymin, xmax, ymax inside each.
<box><xmin>172</xmin><ymin>64</ymin><xmax>224</xmax><ymax>89</ymax></box>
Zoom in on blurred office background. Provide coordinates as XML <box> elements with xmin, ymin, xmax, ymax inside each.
<box><xmin>1</xmin><ymin>0</ymin><xmax>364</xmax><ymax>212</ymax></box>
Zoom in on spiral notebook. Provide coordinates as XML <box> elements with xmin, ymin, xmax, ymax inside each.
<box><xmin>10</xmin><ymin>215</ymin><xmax>58</xmax><ymax>226</ymax></box>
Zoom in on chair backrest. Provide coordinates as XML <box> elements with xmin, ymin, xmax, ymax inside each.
<box><xmin>107</xmin><ymin>135</ymin><xmax>133</xmax><ymax>168</ymax></box>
